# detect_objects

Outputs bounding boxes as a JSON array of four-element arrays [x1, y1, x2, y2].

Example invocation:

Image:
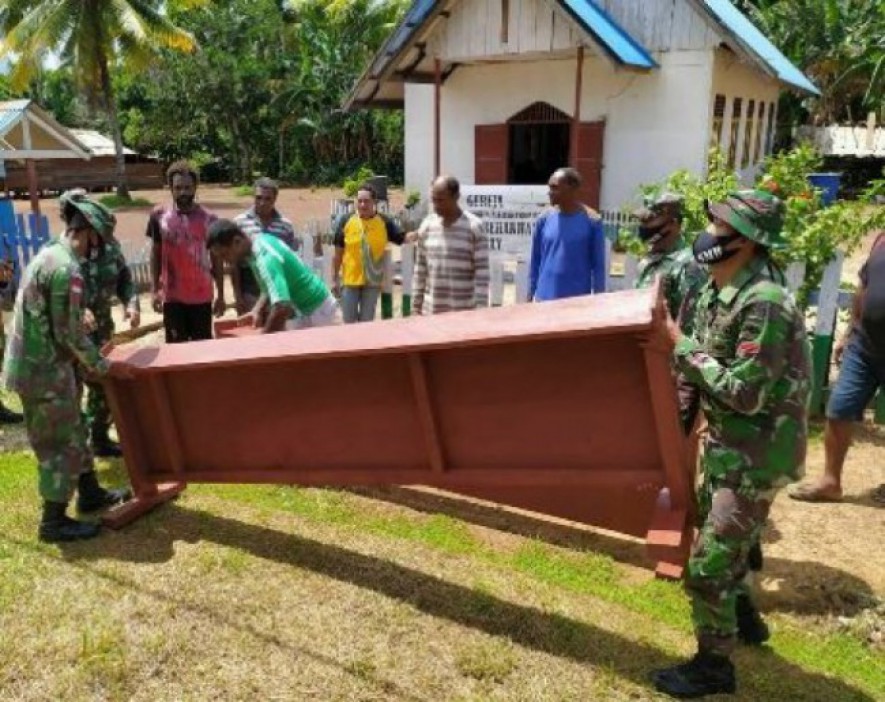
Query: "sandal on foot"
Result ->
[[788, 482, 843, 502]]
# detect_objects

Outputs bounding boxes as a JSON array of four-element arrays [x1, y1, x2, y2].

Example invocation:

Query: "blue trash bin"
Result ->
[[808, 172, 842, 206]]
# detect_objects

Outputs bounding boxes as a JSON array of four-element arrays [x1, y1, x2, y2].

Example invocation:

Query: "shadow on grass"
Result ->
[[57, 504, 876, 701], [347, 485, 654, 569], [759, 557, 880, 617]]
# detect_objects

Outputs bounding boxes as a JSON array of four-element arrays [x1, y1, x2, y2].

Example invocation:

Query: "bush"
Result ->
[[621, 145, 885, 301], [342, 165, 375, 197]]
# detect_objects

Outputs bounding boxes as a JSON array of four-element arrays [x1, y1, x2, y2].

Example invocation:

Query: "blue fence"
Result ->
[[0, 198, 51, 295]]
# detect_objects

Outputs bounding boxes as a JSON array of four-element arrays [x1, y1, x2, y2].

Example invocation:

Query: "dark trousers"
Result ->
[[163, 302, 212, 343]]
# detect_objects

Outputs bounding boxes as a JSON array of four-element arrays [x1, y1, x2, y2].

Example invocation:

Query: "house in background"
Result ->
[[346, 0, 818, 212], [0, 100, 164, 199]]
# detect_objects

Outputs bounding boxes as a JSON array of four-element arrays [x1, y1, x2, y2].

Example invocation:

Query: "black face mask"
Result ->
[[692, 230, 743, 265], [638, 221, 669, 246]]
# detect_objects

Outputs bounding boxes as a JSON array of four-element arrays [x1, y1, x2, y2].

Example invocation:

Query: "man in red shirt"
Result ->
[[147, 161, 226, 342]]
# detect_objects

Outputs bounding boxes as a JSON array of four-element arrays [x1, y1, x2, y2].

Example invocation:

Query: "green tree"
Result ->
[[737, 0, 885, 124], [0, 0, 200, 197]]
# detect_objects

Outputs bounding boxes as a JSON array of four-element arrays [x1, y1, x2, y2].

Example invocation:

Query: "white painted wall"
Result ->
[[710, 49, 781, 182], [404, 83, 436, 196], [405, 49, 715, 211]]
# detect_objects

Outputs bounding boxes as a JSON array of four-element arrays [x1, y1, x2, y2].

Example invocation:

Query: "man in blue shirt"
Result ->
[[528, 167, 607, 301]]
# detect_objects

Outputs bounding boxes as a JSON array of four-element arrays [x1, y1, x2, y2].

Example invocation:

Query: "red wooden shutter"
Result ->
[[575, 121, 604, 209], [474, 124, 508, 184]]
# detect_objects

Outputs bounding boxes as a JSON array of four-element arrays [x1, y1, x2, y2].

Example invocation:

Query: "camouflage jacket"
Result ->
[[636, 234, 707, 334], [675, 255, 811, 489], [84, 238, 139, 321], [2, 239, 109, 397]]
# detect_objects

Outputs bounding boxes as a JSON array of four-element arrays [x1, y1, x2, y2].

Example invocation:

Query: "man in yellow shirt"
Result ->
[[332, 183, 408, 323]]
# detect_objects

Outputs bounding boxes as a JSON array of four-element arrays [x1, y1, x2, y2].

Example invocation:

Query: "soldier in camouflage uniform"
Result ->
[[2, 198, 134, 543], [652, 190, 811, 698], [60, 190, 140, 457], [634, 192, 707, 335]]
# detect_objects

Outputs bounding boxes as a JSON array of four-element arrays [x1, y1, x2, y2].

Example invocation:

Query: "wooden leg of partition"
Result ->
[[646, 487, 691, 580], [102, 481, 186, 528], [100, 377, 187, 528]]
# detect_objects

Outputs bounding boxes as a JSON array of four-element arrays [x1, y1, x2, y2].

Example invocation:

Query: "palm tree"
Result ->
[[0, 0, 200, 198]]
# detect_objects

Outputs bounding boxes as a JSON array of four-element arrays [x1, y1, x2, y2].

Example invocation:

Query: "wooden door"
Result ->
[[474, 124, 508, 184], [574, 121, 604, 209]]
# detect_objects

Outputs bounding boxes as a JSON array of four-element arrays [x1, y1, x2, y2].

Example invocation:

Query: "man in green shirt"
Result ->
[[2, 199, 135, 542], [207, 219, 337, 333], [652, 190, 812, 698]]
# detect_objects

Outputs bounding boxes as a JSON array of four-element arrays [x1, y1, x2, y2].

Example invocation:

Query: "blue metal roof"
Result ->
[[701, 0, 819, 95], [558, 0, 657, 69], [368, 0, 437, 78], [0, 100, 31, 137], [367, 0, 656, 80]]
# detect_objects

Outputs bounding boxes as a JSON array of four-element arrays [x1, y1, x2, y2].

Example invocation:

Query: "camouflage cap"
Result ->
[[633, 191, 684, 221], [59, 189, 117, 241], [706, 189, 786, 249]]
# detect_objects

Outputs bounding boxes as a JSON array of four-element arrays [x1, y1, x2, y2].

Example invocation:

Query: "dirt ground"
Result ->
[[7, 189, 885, 604]]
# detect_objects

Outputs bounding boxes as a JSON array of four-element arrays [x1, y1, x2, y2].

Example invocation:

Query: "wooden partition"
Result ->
[[104, 283, 694, 577]]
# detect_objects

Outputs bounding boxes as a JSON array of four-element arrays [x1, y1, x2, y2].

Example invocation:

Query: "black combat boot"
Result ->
[[39, 501, 101, 542], [747, 541, 763, 572], [76, 471, 132, 513], [0, 402, 23, 424], [91, 427, 123, 458], [652, 651, 736, 698], [736, 593, 770, 645]]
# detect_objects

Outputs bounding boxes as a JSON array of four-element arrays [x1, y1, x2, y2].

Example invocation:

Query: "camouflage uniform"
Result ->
[[636, 236, 707, 335], [81, 238, 138, 440], [2, 239, 110, 503], [674, 192, 812, 658]]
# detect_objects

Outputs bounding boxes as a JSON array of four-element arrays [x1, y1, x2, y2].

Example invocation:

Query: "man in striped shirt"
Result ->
[[232, 177, 298, 314], [413, 176, 489, 316]]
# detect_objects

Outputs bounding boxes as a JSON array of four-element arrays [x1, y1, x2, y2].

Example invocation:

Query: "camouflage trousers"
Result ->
[[685, 470, 777, 657], [21, 389, 94, 503], [82, 318, 114, 438]]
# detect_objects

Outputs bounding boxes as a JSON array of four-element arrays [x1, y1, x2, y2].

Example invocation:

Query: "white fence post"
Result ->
[[810, 253, 844, 413], [401, 243, 415, 316]]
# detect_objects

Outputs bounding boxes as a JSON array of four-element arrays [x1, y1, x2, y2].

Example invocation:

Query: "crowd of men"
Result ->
[[0, 159, 882, 699]]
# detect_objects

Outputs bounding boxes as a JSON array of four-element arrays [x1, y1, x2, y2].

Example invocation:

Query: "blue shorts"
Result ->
[[826, 338, 885, 421]]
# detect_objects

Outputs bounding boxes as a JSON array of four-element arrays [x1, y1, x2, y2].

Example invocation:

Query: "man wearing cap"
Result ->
[[59, 190, 140, 458], [652, 190, 812, 698], [634, 192, 706, 333], [2, 196, 135, 542]]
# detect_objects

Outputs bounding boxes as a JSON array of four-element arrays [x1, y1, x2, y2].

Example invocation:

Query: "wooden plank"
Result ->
[[409, 353, 446, 473], [157, 468, 664, 488], [147, 375, 186, 476], [641, 284, 692, 513]]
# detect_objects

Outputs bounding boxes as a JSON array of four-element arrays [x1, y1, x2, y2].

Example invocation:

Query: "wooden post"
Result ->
[[434, 58, 441, 177], [25, 160, 40, 215], [21, 115, 40, 215], [570, 46, 584, 168]]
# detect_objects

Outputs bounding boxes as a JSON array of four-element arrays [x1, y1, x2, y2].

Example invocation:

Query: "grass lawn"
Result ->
[[0, 448, 882, 701]]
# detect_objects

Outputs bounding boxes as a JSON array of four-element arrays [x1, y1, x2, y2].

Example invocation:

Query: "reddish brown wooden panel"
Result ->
[[106, 285, 693, 576], [575, 121, 604, 209], [474, 124, 508, 184]]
